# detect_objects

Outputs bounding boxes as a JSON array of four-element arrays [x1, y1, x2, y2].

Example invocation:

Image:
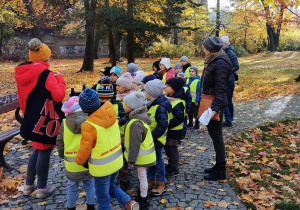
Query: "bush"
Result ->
[[279, 31, 300, 51], [275, 202, 300, 210], [231, 45, 249, 57]]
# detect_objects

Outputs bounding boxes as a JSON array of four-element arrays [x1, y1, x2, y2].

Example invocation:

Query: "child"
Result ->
[[186, 66, 201, 131], [180, 56, 192, 77], [110, 66, 123, 95], [127, 63, 139, 76], [56, 96, 95, 210], [141, 75, 157, 90], [92, 67, 112, 90], [144, 79, 172, 196], [177, 73, 192, 140], [123, 92, 156, 209], [75, 88, 139, 210], [132, 70, 146, 92], [164, 78, 186, 177], [116, 72, 136, 102], [174, 62, 183, 76], [160, 58, 175, 83], [152, 60, 160, 73]]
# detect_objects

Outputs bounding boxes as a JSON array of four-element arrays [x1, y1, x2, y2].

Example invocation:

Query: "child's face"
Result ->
[[165, 84, 175, 96], [153, 66, 158, 72], [144, 91, 154, 100], [189, 69, 197, 77], [175, 68, 182, 74], [141, 82, 146, 89], [99, 72, 105, 80], [124, 104, 132, 113], [181, 60, 188, 66], [131, 82, 139, 90], [116, 85, 128, 94], [100, 98, 111, 104], [110, 73, 118, 83], [159, 64, 166, 71]]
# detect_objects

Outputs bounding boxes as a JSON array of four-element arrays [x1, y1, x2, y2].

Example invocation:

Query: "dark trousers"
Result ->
[[188, 102, 199, 126], [164, 145, 179, 171], [224, 81, 235, 124], [207, 108, 226, 163], [26, 148, 52, 189], [182, 116, 188, 139]]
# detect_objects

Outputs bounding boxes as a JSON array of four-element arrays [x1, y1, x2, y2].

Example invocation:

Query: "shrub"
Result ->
[[279, 31, 300, 51], [231, 45, 249, 57]]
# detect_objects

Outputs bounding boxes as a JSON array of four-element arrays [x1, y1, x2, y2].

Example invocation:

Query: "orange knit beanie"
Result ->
[[28, 38, 51, 62]]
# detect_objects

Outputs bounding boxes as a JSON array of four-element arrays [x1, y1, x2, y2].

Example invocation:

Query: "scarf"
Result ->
[[204, 49, 226, 69], [117, 90, 136, 101]]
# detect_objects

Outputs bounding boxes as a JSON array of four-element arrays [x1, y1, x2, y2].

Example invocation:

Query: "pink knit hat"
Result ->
[[116, 72, 133, 89], [61, 96, 81, 113]]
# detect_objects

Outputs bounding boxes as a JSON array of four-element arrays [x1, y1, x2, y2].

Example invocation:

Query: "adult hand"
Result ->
[[128, 163, 134, 168], [211, 111, 217, 119]]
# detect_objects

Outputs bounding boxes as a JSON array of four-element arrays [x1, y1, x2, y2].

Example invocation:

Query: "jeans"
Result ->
[[182, 116, 188, 139], [94, 171, 131, 210], [164, 145, 179, 171], [147, 141, 167, 183], [26, 148, 52, 189], [188, 102, 199, 126], [67, 178, 95, 208], [207, 108, 226, 163], [224, 81, 235, 124]]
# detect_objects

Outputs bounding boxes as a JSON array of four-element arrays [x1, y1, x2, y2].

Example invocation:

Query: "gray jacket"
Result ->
[[125, 106, 156, 167], [56, 111, 93, 181]]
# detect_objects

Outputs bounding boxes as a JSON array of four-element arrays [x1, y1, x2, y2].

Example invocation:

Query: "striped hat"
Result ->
[[79, 88, 101, 113], [98, 76, 114, 98]]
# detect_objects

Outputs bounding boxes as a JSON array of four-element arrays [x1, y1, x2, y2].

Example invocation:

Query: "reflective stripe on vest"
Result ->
[[148, 105, 169, 145], [86, 120, 123, 177], [124, 119, 156, 165], [63, 120, 88, 173], [187, 78, 200, 103], [168, 99, 185, 131]]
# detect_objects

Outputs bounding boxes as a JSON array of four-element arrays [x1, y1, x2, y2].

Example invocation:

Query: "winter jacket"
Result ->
[[224, 46, 239, 83], [182, 63, 191, 74], [125, 106, 155, 167], [56, 111, 92, 181], [187, 75, 201, 103], [108, 96, 127, 126], [161, 67, 175, 82], [183, 85, 192, 113], [15, 61, 66, 150], [167, 88, 186, 140], [201, 55, 232, 112], [75, 102, 117, 165], [147, 95, 172, 142]]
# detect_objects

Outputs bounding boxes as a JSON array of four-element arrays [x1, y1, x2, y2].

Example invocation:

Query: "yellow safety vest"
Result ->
[[96, 83, 100, 91], [86, 120, 123, 177], [186, 78, 200, 103], [183, 87, 189, 116], [124, 119, 156, 165], [148, 105, 169, 145], [184, 67, 191, 78], [168, 99, 186, 131], [63, 120, 88, 173], [162, 71, 175, 83]]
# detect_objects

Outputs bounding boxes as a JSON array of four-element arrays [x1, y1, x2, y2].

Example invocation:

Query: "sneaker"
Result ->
[[166, 169, 179, 178], [150, 181, 166, 196], [125, 200, 140, 210], [187, 124, 193, 129], [36, 184, 57, 199], [192, 125, 199, 131], [223, 121, 232, 127], [23, 184, 36, 196]]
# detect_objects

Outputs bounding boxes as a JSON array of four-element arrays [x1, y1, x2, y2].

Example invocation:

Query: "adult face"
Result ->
[[203, 46, 211, 56]]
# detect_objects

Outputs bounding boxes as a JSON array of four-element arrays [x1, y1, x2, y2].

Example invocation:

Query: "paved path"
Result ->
[[1, 95, 299, 210]]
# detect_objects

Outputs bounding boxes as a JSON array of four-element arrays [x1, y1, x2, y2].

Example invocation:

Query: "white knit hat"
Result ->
[[160, 58, 171, 69]]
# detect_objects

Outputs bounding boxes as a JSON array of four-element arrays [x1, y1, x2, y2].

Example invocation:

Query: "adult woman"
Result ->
[[200, 36, 232, 180], [15, 38, 66, 198]]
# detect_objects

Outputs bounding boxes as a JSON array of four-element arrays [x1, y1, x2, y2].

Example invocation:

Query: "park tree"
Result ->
[[0, 7, 16, 57]]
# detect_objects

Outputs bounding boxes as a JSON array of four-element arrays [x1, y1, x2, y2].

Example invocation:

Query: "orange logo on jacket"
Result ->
[[101, 143, 121, 156]]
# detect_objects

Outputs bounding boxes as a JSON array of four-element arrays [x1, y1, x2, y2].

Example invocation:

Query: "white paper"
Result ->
[[199, 108, 212, 125]]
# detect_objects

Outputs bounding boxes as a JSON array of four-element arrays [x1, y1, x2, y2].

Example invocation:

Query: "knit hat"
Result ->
[[202, 36, 223, 53], [177, 73, 187, 80], [190, 66, 199, 74], [28, 38, 51, 62], [153, 72, 163, 80], [153, 60, 161, 71], [160, 58, 171, 69], [127, 63, 139, 76], [110, 66, 123, 78], [180, 56, 188, 62], [144, 79, 166, 98], [116, 72, 133, 89], [166, 77, 185, 92], [141, 74, 157, 84], [98, 76, 114, 98], [220, 36, 230, 45], [123, 92, 146, 110], [133, 70, 146, 84], [61, 96, 80, 114], [174, 62, 183, 70], [100, 67, 112, 76], [79, 88, 101, 113]]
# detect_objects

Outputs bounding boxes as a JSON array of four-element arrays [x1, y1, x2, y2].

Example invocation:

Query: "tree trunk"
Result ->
[[174, 27, 178, 45], [0, 28, 3, 57], [23, 0, 42, 40], [127, 0, 135, 63], [94, 31, 101, 59], [114, 32, 122, 62], [79, 0, 96, 72], [215, 0, 220, 37], [108, 31, 116, 66], [243, 28, 247, 50]]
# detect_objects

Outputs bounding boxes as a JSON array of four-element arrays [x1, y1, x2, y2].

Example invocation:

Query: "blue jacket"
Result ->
[[147, 95, 172, 142], [224, 46, 239, 83], [187, 75, 201, 103]]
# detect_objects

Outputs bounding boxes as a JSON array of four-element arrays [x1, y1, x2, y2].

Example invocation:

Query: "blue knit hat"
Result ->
[[79, 88, 101, 113], [110, 66, 123, 78], [153, 60, 160, 71], [141, 75, 157, 84]]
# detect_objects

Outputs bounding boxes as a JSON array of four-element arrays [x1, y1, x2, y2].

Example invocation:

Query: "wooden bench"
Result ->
[[0, 92, 22, 170]]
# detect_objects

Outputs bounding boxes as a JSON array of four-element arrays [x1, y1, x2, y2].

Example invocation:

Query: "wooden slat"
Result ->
[[0, 127, 20, 143], [0, 92, 20, 114]]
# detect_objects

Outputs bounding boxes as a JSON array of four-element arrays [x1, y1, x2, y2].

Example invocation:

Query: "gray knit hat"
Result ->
[[202, 36, 223, 52], [174, 62, 183, 70], [123, 92, 146, 110], [127, 63, 139, 76], [144, 79, 166, 98], [180, 56, 188, 62], [190, 66, 199, 75]]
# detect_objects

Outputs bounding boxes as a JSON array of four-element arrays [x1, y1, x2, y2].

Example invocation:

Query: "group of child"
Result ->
[[58, 56, 201, 210]]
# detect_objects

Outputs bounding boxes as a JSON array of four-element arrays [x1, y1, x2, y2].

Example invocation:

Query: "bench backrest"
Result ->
[[0, 92, 20, 115]]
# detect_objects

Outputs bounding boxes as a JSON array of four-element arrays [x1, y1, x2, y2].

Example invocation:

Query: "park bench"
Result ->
[[0, 92, 22, 170]]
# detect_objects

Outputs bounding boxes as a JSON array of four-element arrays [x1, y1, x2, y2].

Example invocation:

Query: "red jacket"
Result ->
[[15, 61, 66, 150]]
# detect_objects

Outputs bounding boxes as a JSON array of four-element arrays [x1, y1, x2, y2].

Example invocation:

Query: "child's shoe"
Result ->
[[135, 195, 150, 210], [150, 181, 166, 196], [125, 200, 140, 210], [187, 124, 193, 129], [223, 121, 232, 127], [36, 183, 56, 199], [192, 124, 199, 131], [166, 168, 179, 178], [23, 184, 36, 196]]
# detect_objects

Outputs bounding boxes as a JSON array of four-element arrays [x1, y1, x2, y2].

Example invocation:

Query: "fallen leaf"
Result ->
[[38, 201, 47, 206], [161, 198, 167, 204]]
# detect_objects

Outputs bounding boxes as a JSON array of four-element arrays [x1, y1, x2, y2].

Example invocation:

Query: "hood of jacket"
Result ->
[[86, 101, 117, 128], [162, 67, 175, 76], [129, 106, 152, 125], [65, 111, 88, 134], [150, 95, 172, 112], [225, 46, 235, 53], [183, 63, 191, 71], [188, 75, 201, 83], [168, 87, 186, 100], [211, 55, 233, 70]]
